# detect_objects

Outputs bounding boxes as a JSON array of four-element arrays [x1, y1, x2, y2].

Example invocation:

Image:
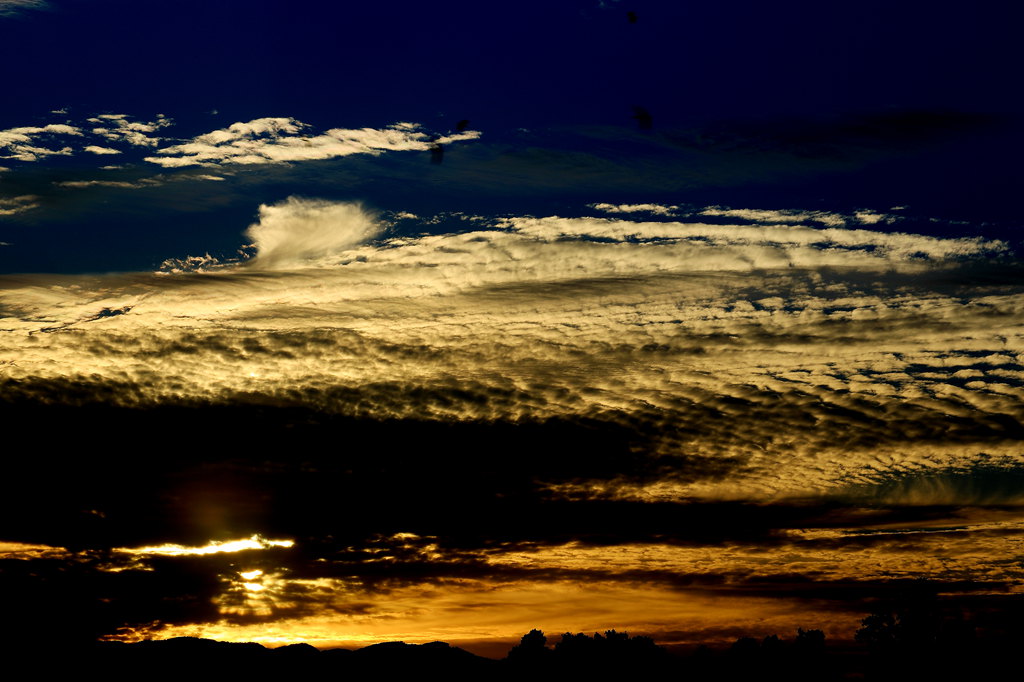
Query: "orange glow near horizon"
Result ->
[[118, 577, 858, 656], [99, 510, 1024, 654]]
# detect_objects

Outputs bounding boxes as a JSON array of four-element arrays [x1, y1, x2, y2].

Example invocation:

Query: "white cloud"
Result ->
[[144, 117, 482, 167], [699, 206, 895, 227], [0, 123, 82, 161], [590, 202, 679, 216], [83, 145, 122, 155], [243, 197, 384, 270], [157, 253, 223, 273], [89, 114, 172, 147], [502, 215, 1004, 266]]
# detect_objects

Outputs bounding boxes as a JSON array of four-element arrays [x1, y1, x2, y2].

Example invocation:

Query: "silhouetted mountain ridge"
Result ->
[[9, 608, 1024, 682]]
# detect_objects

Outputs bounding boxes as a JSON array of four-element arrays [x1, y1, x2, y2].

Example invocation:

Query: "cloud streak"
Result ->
[[0, 195, 40, 216], [144, 118, 482, 167]]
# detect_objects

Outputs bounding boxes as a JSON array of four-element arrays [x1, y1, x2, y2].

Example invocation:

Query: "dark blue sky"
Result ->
[[1, 0, 1022, 273], [4, 0, 1021, 125]]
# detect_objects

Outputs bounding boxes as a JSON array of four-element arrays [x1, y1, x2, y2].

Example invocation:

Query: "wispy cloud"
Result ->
[[0, 123, 81, 161], [590, 203, 679, 216], [0, 0, 48, 17], [0, 194, 41, 215], [54, 172, 226, 191], [83, 145, 122, 155], [144, 117, 481, 167], [699, 206, 892, 227], [88, 114, 172, 147]]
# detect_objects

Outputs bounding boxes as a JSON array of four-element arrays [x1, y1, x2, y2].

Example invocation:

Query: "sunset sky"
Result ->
[[2, 0, 1022, 658]]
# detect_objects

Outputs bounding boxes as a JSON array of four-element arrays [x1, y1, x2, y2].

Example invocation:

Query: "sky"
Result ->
[[1, 0, 1023, 658]]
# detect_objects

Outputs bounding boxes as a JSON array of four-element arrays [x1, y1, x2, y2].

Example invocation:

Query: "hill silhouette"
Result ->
[[5, 602, 1023, 682]]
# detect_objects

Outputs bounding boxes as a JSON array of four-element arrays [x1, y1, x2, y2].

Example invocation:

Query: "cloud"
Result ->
[[88, 114, 171, 147], [144, 117, 481, 167], [54, 172, 228, 190], [0, 195, 41, 215], [0, 204, 1019, 506], [1, 398, 1020, 649], [69, 504, 1024, 649], [0, 114, 172, 167], [500, 214, 1004, 267], [0, 123, 82, 161], [115, 534, 294, 557], [55, 180, 141, 189], [243, 198, 384, 270], [698, 207, 891, 227], [0, 540, 69, 560], [1, 204, 1021, 652], [590, 203, 679, 216], [83, 145, 122, 155], [0, 0, 47, 17]]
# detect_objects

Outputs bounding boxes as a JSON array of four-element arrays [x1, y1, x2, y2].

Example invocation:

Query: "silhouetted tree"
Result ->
[[728, 636, 760, 657], [856, 595, 983, 682], [856, 611, 899, 651], [761, 633, 784, 664], [506, 628, 552, 666], [794, 627, 826, 653]]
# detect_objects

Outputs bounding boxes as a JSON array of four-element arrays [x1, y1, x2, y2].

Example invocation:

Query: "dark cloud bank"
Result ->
[[3, 385, 1022, 654]]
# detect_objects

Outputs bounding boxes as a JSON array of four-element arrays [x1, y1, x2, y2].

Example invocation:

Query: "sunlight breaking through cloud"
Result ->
[[113, 534, 294, 556]]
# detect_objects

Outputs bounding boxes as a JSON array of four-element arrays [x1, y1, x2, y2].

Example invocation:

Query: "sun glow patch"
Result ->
[[114, 534, 294, 556]]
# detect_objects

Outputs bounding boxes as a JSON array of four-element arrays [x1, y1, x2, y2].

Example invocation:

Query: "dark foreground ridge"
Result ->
[[9, 618, 1023, 682]]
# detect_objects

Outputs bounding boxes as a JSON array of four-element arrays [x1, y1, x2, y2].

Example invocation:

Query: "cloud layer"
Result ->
[[1, 201, 1021, 651], [1, 200, 1019, 500]]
